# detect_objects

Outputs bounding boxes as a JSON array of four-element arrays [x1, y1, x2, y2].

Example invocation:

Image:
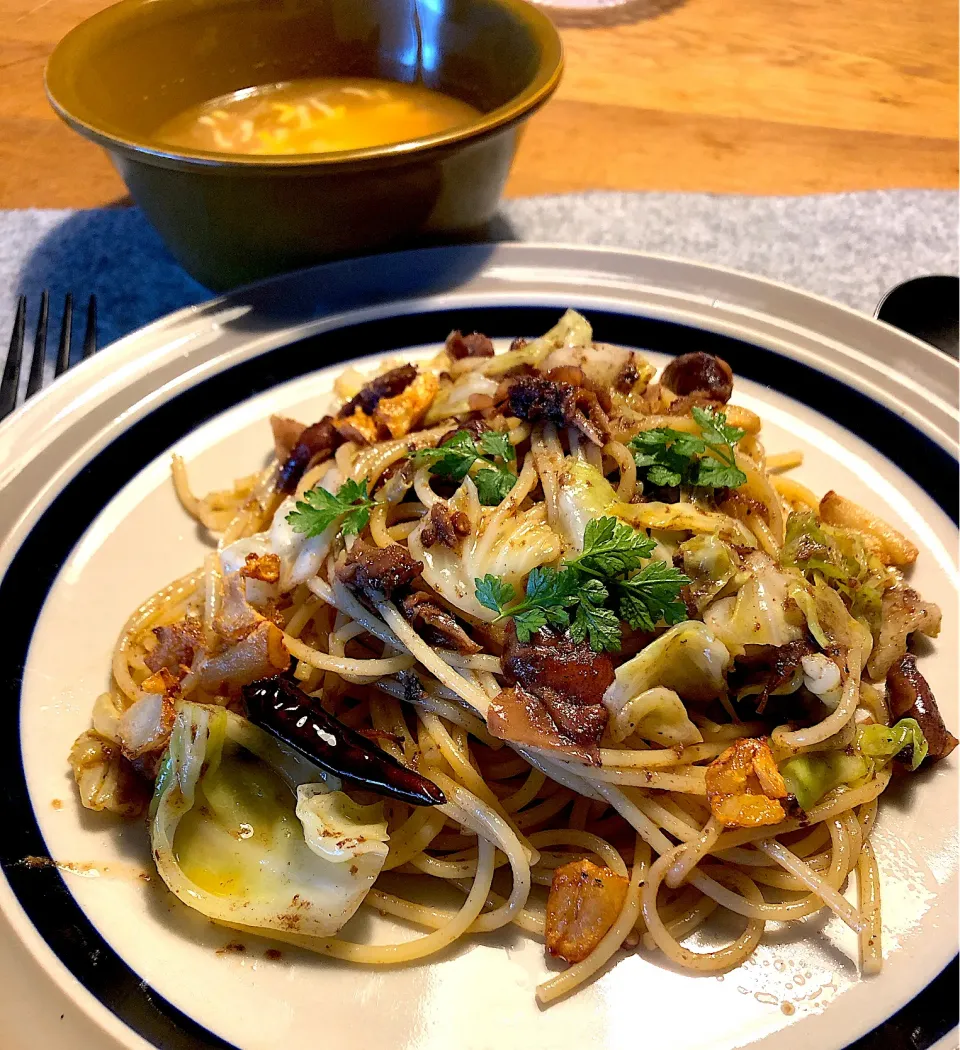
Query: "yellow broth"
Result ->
[[154, 77, 481, 156]]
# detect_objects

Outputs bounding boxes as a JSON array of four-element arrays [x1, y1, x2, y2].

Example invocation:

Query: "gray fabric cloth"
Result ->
[[0, 190, 956, 352]]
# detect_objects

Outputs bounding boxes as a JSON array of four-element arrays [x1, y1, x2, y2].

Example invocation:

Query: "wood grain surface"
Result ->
[[0, 0, 956, 207]]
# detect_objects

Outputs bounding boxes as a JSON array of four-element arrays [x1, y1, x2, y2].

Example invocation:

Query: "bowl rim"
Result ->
[[44, 0, 563, 172]]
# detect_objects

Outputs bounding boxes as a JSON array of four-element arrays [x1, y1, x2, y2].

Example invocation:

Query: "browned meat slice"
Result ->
[[503, 625, 615, 707], [420, 502, 471, 549], [340, 364, 417, 417], [506, 376, 610, 446], [730, 638, 817, 714], [145, 618, 203, 676], [270, 415, 305, 462], [886, 653, 958, 763], [278, 415, 343, 494], [446, 330, 495, 359], [487, 685, 602, 765], [336, 540, 422, 606], [495, 625, 614, 755], [401, 592, 481, 654], [660, 352, 734, 403]]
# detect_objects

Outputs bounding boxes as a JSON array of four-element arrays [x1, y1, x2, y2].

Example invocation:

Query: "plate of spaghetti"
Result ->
[[0, 245, 956, 1050]]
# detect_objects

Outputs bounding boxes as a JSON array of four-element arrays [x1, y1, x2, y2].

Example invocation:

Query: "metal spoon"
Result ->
[[876, 274, 959, 359]]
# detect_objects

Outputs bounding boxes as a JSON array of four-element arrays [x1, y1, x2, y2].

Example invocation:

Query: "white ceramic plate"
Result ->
[[0, 244, 957, 1050]]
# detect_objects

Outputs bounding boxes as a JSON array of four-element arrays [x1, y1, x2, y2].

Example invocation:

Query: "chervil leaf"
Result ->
[[567, 517, 656, 577], [691, 405, 745, 448], [646, 463, 684, 488], [694, 457, 747, 489], [478, 430, 516, 463], [512, 606, 553, 641], [524, 566, 581, 609], [629, 410, 746, 491], [475, 467, 517, 506], [474, 574, 515, 614], [570, 600, 622, 653], [615, 562, 691, 632], [410, 430, 479, 481], [287, 479, 376, 538]]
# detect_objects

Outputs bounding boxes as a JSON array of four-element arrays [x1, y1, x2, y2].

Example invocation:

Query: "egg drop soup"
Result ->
[[155, 77, 481, 156]]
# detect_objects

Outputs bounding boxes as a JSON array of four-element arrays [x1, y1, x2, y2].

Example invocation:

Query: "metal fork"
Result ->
[[0, 293, 98, 424]]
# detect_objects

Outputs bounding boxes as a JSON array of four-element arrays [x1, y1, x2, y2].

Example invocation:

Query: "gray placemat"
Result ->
[[0, 190, 956, 350]]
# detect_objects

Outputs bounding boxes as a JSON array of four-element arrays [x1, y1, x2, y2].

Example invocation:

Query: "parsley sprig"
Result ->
[[629, 406, 747, 490], [410, 429, 517, 506], [287, 479, 376, 538], [475, 516, 690, 651]]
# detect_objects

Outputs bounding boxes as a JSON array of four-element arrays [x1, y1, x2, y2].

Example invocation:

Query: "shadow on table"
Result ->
[[14, 207, 519, 357]]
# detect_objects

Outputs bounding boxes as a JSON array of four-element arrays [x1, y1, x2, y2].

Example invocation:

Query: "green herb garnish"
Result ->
[[286, 478, 376, 538], [474, 516, 690, 651], [410, 428, 516, 506], [629, 405, 747, 490]]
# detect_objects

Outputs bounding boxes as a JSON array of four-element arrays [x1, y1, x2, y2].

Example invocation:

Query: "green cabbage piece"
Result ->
[[858, 717, 929, 771], [781, 512, 887, 629], [779, 752, 867, 812]]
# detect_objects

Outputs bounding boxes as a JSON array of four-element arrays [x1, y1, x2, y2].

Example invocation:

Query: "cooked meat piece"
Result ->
[[335, 408, 380, 445], [730, 638, 817, 714], [615, 361, 641, 393], [340, 364, 418, 417], [446, 330, 495, 359], [886, 653, 958, 763], [145, 618, 203, 677], [706, 737, 788, 828], [503, 625, 615, 707], [660, 352, 734, 403], [545, 859, 629, 963], [336, 370, 438, 444], [496, 625, 614, 754], [270, 415, 305, 462], [506, 376, 610, 446], [819, 491, 918, 566], [867, 586, 942, 680], [420, 502, 471, 549], [277, 415, 343, 494], [401, 592, 481, 654], [194, 620, 289, 695], [336, 540, 422, 606], [371, 372, 439, 440], [240, 552, 281, 584], [487, 685, 602, 765], [536, 686, 610, 746]]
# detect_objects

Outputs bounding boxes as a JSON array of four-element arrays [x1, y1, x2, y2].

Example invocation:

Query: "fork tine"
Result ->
[[0, 295, 26, 422], [81, 295, 98, 360], [25, 290, 49, 399], [55, 293, 73, 377]]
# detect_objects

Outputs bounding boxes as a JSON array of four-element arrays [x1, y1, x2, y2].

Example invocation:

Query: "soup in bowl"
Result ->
[[46, 0, 562, 290]]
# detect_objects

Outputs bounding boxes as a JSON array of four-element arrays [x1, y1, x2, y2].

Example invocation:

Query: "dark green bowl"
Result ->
[[46, 0, 562, 290]]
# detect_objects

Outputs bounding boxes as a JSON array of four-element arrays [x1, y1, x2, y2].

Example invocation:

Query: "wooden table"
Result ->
[[0, 0, 956, 208]]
